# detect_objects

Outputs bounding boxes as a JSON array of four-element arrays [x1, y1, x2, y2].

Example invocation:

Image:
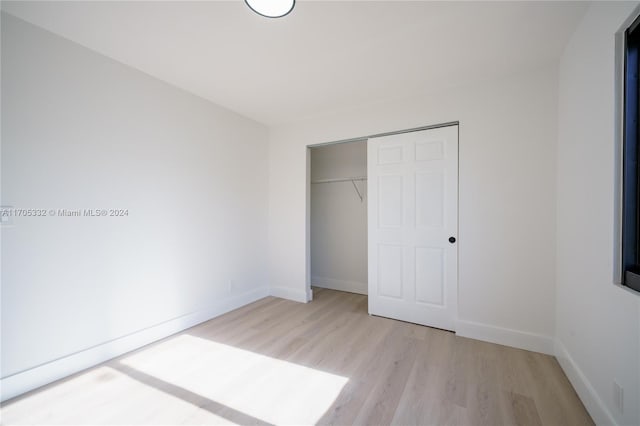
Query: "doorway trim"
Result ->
[[305, 121, 460, 302]]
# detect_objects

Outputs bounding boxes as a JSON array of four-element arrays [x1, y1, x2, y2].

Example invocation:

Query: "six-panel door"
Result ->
[[367, 125, 458, 331]]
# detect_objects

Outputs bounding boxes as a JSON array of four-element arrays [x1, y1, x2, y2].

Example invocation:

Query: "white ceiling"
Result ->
[[2, 1, 589, 125]]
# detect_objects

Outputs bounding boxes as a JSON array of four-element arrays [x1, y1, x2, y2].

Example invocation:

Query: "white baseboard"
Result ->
[[311, 276, 367, 295], [456, 319, 554, 355], [270, 286, 310, 303], [555, 339, 617, 426], [0, 287, 269, 403]]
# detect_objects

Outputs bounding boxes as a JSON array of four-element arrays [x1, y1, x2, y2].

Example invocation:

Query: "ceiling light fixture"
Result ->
[[245, 0, 295, 18]]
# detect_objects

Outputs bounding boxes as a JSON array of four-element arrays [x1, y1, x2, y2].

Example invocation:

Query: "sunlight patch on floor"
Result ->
[[119, 334, 349, 425], [0, 366, 205, 425]]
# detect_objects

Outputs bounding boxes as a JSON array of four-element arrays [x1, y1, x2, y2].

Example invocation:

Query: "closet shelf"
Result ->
[[311, 176, 367, 202], [310, 176, 367, 184]]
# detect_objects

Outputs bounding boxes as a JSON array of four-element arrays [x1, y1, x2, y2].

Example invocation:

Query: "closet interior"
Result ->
[[310, 140, 368, 295]]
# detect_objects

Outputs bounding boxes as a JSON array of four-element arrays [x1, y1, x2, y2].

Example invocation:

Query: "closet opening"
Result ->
[[308, 140, 368, 296], [305, 122, 458, 331]]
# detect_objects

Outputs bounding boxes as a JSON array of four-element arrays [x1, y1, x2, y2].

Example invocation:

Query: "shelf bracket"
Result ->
[[351, 179, 364, 203]]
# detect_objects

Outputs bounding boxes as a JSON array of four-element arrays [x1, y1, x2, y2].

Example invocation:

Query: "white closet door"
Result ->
[[367, 125, 458, 331]]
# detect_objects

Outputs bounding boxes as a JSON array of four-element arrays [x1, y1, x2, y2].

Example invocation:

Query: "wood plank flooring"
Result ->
[[1, 288, 593, 425]]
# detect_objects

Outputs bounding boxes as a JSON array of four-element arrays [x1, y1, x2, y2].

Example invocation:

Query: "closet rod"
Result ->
[[311, 176, 367, 184]]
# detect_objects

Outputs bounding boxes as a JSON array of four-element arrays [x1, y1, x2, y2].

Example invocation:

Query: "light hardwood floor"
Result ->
[[1, 288, 593, 425]]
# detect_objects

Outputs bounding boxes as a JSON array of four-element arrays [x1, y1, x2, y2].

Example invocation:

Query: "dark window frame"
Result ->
[[622, 15, 640, 292]]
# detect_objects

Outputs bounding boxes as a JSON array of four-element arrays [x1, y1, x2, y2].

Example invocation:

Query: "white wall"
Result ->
[[310, 141, 367, 295], [555, 3, 640, 425], [0, 13, 269, 400], [268, 64, 559, 353]]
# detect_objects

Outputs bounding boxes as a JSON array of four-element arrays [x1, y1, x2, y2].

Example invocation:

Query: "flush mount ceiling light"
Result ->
[[245, 0, 295, 18]]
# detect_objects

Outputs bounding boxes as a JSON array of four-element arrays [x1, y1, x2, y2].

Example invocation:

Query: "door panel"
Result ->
[[415, 247, 444, 305], [416, 171, 444, 228], [378, 175, 404, 228], [378, 244, 404, 299], [368, 125, 458, 331]]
